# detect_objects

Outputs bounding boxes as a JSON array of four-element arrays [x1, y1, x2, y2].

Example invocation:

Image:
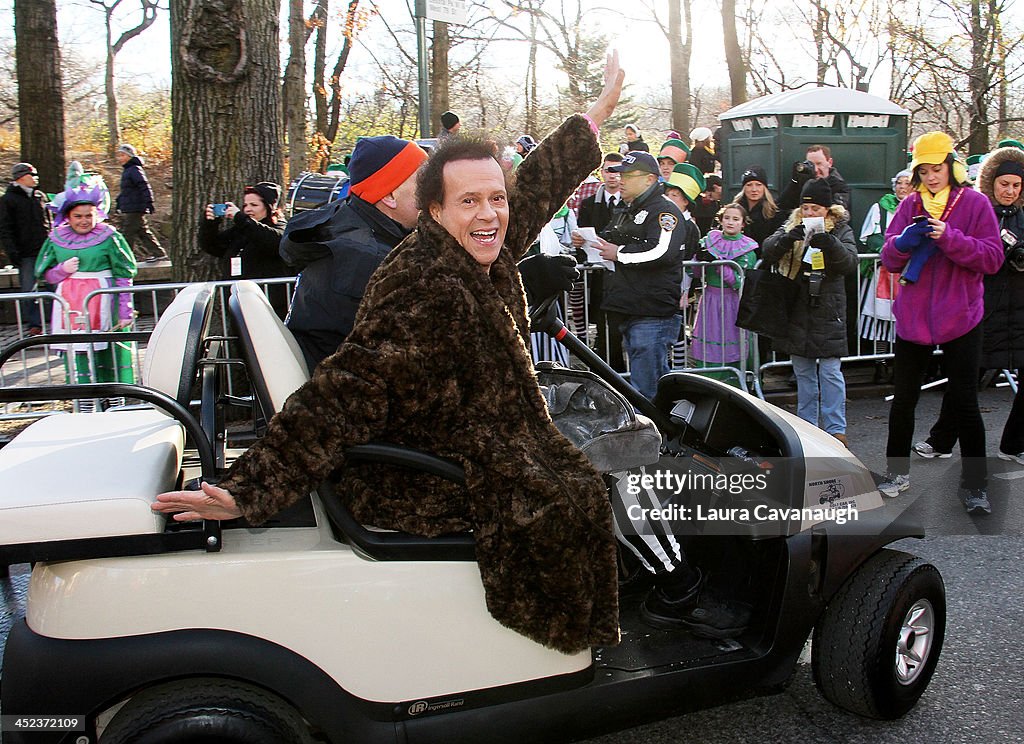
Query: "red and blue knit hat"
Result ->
[[348, 136, 428, 205]]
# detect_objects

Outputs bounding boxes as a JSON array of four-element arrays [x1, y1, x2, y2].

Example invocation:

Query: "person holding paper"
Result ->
[[573, 153, 627, 369], [761, 178, 858, 445], [590, 151, 688, 399]]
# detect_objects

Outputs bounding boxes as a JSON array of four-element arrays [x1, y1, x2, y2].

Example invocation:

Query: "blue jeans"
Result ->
[[791, 355, 846, 434], [620, 315, 681, 400], [18, 255, 41, 328]]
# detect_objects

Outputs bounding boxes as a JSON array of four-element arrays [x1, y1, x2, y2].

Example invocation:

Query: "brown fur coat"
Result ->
[[220, 115, 620, 654]]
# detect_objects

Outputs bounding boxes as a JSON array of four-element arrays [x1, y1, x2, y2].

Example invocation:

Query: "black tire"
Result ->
[[812, 548, 945, 719], [100, 678, 314, 744]]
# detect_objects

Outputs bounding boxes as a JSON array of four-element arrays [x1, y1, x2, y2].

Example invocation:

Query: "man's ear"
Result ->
[[379, 192, 398, 210], [429, 202, 442, 222]]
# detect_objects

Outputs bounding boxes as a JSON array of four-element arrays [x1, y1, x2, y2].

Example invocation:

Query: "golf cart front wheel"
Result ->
[[101, 678, 314, 744], [812, 548, 946, 719]]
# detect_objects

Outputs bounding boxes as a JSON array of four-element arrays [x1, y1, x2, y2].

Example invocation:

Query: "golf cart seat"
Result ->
[[0, 283, 217, 548]]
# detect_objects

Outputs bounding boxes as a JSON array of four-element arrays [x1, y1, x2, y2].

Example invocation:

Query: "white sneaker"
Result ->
[[998, 451, 1024, 466], [912, 441, 952, 459], [878, 472, 910, 498]]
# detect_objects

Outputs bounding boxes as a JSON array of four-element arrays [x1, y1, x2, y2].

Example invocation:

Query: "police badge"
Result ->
[[634, 210, 648, 224], [659, 212, 678, 231]]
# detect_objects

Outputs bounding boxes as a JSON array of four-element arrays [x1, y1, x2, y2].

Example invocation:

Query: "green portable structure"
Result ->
[[719, 87, 910, 245]]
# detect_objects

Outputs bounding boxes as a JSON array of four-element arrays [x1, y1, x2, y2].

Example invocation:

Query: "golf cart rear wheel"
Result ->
[[100, 678, 314, 744], [812, 548, 945, 719]]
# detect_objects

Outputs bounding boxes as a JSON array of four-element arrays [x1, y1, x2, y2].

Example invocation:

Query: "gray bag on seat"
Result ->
[[536, 365, 662, 473]]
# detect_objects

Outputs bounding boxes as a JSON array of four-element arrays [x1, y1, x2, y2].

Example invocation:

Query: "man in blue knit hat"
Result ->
[[281, 136, 428, 369]]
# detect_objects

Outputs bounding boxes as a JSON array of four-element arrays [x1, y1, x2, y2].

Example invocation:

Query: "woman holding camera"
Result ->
[[199, 182, 293, 318], [761, 178, 857, 444], [878, 132, 1004, 514], [915, 145, 1024, 474]]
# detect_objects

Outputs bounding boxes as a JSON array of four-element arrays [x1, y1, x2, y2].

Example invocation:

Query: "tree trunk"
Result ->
[[525, 11, 538, 135], [813, 1, 827, 84], [106, 40, 120, 156], [170, 0, 283, 281], [430, 21, 450, 136], [14, 0, 65, 192], [324, 0, 360, 144], [721, 0, 746, 105], [967, 0, 990, 154], [283, 0, 306, 180], [313, 0, 329, 135], [668, 0, 692, 136]]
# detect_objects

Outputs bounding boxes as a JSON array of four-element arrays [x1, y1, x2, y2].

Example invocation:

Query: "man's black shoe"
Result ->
[[640, 573, 751, 639]]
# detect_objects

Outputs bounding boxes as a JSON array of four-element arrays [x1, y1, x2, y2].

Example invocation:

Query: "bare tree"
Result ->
[[14, 0, 65, 191], [889, 0, 1024, 150], [722, 0, 747, 104], [430, 20, 451, 135], [283, 0, 307, 179], [87, 0, 161, 156], [638, 0, 693, 136], [170, 0, 283, 280]]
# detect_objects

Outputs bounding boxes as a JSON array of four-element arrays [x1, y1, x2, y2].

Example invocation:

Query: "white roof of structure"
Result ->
[[720, 87, 910, 120]]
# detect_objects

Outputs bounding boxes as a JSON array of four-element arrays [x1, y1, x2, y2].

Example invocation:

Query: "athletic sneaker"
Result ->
[[959, 487, 991, 515], [997, 451, 1024, 466], [640, 572, 751, 640], [912, 441, 952, 459], [878, 472, 910, 498]]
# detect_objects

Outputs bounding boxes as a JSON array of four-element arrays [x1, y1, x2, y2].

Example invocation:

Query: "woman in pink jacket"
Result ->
[[878, 132, 1003, 514]]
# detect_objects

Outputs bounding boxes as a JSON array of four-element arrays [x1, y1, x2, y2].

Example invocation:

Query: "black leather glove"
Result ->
[[808, 232, 832, 250], [780, 223, 805, 247], [696, 248, 715, 263], [517, 254, 580, 307]]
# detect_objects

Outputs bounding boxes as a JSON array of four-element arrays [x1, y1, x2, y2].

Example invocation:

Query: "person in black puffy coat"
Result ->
[[762, 178, 858, 444], [199, 182, 292, 318]]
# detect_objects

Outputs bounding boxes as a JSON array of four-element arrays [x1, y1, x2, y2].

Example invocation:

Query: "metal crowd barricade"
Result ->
[[0, 292, 74, 416], [1, 278, 296, 423], [563, 253, 925, 400], [558, 261, 755, 394], [677, 258, 752, 393], [752, 252, 909, 397]]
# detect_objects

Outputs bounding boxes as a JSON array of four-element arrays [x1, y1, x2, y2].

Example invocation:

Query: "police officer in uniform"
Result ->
[[594, 151, 688, 400]]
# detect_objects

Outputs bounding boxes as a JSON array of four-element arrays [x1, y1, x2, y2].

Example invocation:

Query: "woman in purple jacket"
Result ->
[[878, 132, 1004, 514]]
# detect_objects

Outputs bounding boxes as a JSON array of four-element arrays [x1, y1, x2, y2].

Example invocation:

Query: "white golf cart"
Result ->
[[0, 281, 944, 743]]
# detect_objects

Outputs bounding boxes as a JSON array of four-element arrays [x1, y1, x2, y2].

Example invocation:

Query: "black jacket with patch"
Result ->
[[599, 184, 686, 318]]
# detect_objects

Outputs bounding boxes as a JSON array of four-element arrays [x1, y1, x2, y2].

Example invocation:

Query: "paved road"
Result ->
[[589, 385, 1024, 743], [2, 387, 1022, 743]]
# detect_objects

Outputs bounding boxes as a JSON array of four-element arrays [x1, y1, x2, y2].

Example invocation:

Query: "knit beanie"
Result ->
[[800, 177, 832, 208], [741, 165, 768, 186], [666, 162, 706, 201], [117, 143, 138, 158], [690, 126, 712, 142], [440, 111, 460, 130], [658, 138, 690, 164], [246, 182, 281, 209], [516, 135, 537, 153], [994, 159, 1024, 180], [348, 136, 428, 205]]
